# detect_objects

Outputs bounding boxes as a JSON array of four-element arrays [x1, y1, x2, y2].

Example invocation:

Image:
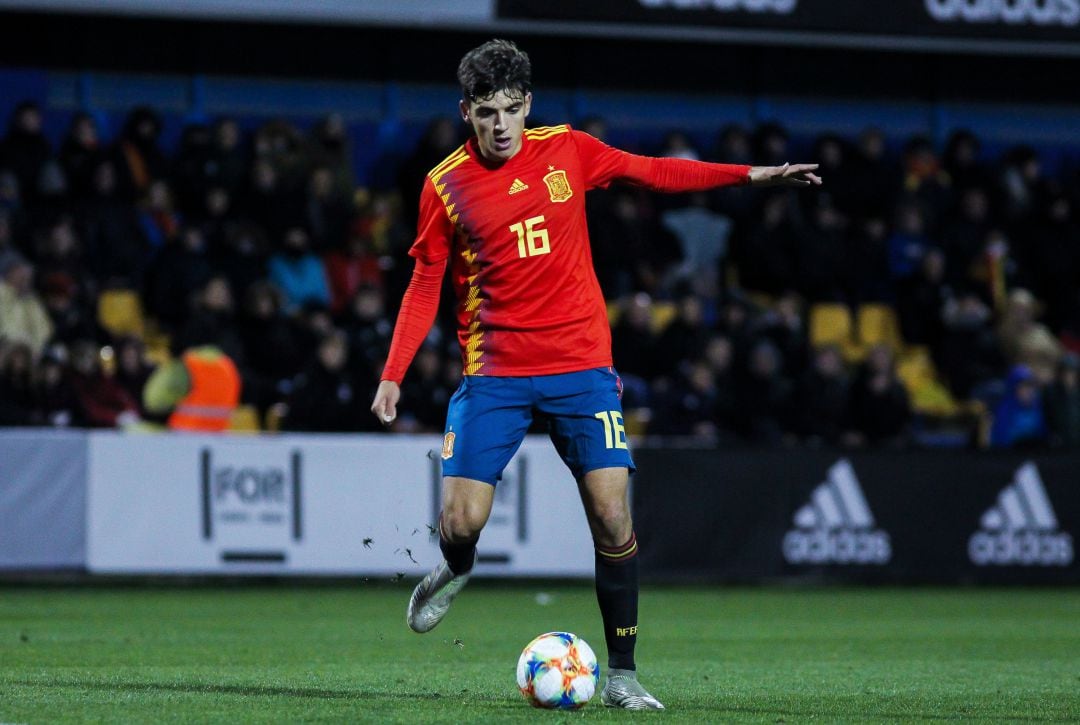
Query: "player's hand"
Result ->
[[749, 163, 822, 188], [371, 380, 401, 427]]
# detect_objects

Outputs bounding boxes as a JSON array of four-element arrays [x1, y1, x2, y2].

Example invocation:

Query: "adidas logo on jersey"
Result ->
[[508, 178, 529, 195], [782, 459, 891, 565], [968, 462, 1073, 567]]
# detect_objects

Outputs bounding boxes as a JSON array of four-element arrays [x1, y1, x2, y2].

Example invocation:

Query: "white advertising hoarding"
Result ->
[[0, 430, 86, 569], [86, 432, 595, 577]]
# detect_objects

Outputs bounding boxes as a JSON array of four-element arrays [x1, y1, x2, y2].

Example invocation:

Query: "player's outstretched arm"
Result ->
[[371, 380, 401, 427], [373, 256, 447, 429], [748, 163, 822, 188]]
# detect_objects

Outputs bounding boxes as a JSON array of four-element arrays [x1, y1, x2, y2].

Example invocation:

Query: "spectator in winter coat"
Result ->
[[1044, 353, 1080, 449], [0, 342, 35, 425], [59, 112, 106, 201], [283, 331, 362, 432], [112, 106, 168, 202], [0, 102, 51, 204], [798, 345, 850, 446], [737, 339, 796, 444], [990, 364, 1047, 449], [268, 226, 330, 312], [66, 340, 141, 428], [843, 344, 911, 447], [0, 256, 52, 358], [996, 288, 1062, 386]]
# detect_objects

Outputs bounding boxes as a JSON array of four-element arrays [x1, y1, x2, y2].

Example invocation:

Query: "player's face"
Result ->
[[460, 90, 532, 164]]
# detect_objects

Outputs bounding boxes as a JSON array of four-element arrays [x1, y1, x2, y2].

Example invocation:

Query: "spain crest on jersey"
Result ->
[[543, 169, 573, 203]]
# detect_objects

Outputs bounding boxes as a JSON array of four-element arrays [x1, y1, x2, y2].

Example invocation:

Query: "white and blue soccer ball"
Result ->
[[516, 631, 600, 709]]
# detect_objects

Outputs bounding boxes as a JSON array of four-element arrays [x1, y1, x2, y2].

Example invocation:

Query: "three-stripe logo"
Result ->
[[782, 459, 891, 565], [968, 462, 1073, 566]]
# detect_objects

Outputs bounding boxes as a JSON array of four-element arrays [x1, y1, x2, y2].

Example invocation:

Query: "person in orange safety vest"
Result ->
[[142, 345, 241, 432]]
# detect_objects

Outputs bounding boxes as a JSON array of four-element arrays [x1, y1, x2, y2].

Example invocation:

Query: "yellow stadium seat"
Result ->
[[229, 405, 261, 433], [623, 408, 651, 437], [744, 291, 777, 311], [857, 303, 903, 350], [908, 378, 962, 416], [809, 303, 853, 348], [98, 289, 145, 339], [896, 345, 934, 388], [724, 263, 741, 290], [264, 403, 287, 434], [607, 301, 621, 326], [143, 333, 172, 367], [650, 301, 678, 333], [140, 319, 172, 366], [896, 346, 962, 416]]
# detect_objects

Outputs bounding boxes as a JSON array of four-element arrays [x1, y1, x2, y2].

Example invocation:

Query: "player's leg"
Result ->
[[579, 467, 662, 709], [437, 476, 494, 574], [538, 367, 663, 709], [407, 476, 494, 633], [407, 375, 533, 633], [578, 466, 635, 663]]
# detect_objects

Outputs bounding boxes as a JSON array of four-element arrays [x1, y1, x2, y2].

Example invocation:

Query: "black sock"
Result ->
[[595, 531, 639, 672], [439, 516, 477, 576]]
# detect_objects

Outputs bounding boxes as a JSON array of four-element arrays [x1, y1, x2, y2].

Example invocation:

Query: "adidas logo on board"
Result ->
[[508, 178, 529, 195], [968, 462, 1073, 567], [782, 459, 891, 565]]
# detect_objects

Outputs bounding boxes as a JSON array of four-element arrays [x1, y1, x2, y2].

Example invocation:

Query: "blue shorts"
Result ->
[[440, 367, 635, 485]]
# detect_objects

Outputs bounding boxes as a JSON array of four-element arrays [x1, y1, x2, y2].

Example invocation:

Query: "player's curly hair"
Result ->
[[457, 39, 532, 103]]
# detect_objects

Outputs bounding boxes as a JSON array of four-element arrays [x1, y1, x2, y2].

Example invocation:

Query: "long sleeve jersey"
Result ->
[[381, 125, 750, 384]]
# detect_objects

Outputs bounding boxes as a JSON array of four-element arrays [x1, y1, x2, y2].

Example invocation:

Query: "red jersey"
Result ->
[[383, 125, 749, 382]]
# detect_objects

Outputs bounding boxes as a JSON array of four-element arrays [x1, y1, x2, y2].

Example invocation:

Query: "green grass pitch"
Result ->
[[1, 583, 1077, 723]]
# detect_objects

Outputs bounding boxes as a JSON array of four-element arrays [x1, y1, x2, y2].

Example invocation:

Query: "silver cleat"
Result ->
[[406, 559, 471, 633], [600, 669, 665, 710]]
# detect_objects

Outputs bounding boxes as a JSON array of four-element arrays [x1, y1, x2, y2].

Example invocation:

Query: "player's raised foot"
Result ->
[[600, 669, 665, 710], [406, 559, 471, 633]]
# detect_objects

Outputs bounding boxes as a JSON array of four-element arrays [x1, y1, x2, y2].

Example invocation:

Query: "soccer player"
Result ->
[[371, 39, 820, 710]]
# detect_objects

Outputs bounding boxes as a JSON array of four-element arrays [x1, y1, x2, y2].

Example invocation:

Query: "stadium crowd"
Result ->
[[0, 100, 1078, 448]]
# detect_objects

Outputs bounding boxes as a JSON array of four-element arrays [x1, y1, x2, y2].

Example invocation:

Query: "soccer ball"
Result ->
[[516, 631, 600, 709]]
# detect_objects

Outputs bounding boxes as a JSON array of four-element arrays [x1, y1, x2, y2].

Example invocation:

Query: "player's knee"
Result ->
[[440, 506, 484, 542], [588, 500, 632, 546]]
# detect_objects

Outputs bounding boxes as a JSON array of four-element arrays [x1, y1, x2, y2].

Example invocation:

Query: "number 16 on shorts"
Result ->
[[594, 410, 627, 449]]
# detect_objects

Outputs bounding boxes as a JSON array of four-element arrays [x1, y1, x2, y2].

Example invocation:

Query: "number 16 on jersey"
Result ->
[[511, 215, 549, 258]]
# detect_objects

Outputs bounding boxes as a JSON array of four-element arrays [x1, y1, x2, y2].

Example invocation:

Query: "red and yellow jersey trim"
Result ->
[[427, 144, 467, 182], [459, 231, 485, 375], [427, 145, 471, 226], [426, 145, 487, 375], [524, 124, 570, 141]]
